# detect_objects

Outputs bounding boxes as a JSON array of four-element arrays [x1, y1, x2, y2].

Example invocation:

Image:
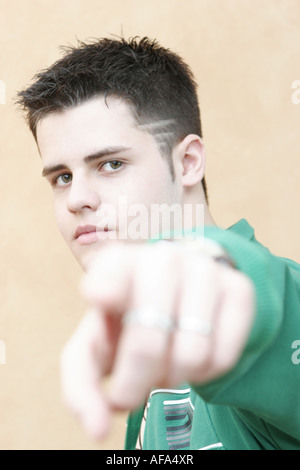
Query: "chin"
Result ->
[[73, 243, 107, 272], [76, 251, 96, 272]]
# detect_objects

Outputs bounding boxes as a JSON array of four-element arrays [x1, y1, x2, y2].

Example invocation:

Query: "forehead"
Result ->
[[36, 96, 154, 163]]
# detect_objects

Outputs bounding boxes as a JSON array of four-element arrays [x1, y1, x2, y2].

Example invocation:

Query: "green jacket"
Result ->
[[124, 219, 300, 450]]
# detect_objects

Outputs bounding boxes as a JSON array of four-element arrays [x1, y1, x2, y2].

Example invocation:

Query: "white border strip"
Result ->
[[163, 397, 195, 411], [163, 397, 191, 405], [198, 442, 223, 450], [150, 388, 190, 397]]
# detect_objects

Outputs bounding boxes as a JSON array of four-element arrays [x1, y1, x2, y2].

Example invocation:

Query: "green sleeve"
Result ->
[[192, 225, 300, 444], [202, 225, 283, 365]]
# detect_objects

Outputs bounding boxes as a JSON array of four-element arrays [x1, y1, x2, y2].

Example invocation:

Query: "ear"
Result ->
[[177, 134, 206, 187]]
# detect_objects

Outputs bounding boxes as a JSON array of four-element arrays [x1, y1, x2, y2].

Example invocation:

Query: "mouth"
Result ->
[[75, 225, 112, 245]]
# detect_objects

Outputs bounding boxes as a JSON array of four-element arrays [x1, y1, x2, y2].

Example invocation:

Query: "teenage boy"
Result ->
[[17, 37, 300, 450]]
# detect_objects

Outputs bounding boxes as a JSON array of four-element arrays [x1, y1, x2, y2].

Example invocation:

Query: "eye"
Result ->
[[101, 160, 123, 172], [54, 173, 72, 186]]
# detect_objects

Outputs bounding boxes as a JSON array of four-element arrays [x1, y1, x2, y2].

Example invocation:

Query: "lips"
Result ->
[[75, 225, 112, 245], [75, 225, 97, 239]]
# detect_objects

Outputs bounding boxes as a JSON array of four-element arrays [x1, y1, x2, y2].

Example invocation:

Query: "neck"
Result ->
[[182, 185, 217, 228], [204, 204, 217, 227]]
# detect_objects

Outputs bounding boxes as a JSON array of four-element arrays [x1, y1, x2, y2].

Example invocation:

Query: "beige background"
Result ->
[[0, 0, 299, 450]]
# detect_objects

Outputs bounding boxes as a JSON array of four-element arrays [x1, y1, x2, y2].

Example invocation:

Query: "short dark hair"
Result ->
[[17, 36, 208, 200]]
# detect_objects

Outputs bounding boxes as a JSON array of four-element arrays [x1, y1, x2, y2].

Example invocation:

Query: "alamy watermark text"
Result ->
[[291, 340, 300, 364], [0, 340, 6, 365], [0, 80, 6, 104], [291, 80, 300, 104]]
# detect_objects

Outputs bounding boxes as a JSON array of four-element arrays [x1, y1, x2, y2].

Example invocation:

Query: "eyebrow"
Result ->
[[42, 146, 131, 178]]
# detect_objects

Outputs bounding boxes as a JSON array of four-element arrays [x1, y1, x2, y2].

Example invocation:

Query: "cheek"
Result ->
[[140, 179, 180, 205], [53, 200, 69, 239]]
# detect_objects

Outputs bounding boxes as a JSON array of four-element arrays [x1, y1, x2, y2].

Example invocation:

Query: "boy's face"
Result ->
[[36, 97, 183, 270]]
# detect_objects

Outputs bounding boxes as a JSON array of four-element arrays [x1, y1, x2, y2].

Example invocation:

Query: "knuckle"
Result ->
[[236, 275, 255, 311], [152, 242, 182, 273], [237, 272, 254, 294], [185, 253, 220, 283], [226, 270, 255, 301], [200, 257, 219, 280]]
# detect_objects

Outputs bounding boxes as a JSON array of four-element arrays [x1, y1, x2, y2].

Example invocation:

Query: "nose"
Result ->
[[67, 174, 101, 213]]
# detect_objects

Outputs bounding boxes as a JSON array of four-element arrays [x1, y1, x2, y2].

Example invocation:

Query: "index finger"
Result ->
[[60, 308, 112, 440]]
